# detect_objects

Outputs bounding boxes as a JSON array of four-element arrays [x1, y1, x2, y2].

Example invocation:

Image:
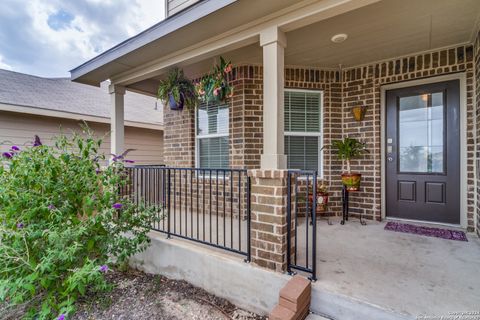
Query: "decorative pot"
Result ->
[[168, 92, 184, 110], [351, 105, 368, 121], [308, 192, 329, 212], [341, 173, 361, 191], [318, 192, 329, 205], [317, 192, 329, 211]]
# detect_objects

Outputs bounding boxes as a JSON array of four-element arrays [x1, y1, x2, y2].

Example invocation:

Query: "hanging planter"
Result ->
[[157, 68, 197, 111], [351, 105, 368, 121], [196, 57, 233, 104], [168, 92, 184, 110]]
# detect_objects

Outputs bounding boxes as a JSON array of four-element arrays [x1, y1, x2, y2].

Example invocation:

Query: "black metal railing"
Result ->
[[287, 170, 317, 281], [123, 166, 251, 261]]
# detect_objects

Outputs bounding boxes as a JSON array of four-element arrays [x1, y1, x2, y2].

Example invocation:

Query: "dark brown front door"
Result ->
[[386, 80, 460, 224]]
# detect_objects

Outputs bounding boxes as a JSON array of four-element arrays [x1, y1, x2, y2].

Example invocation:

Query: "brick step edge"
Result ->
[[280, 275, 311, 305]]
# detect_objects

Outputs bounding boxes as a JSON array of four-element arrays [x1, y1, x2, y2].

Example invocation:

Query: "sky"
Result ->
[[0, 0, 165, 78]]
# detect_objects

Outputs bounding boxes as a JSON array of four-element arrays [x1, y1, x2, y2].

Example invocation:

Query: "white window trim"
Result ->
[[284, 88, 324, 178], [195, 103, 230, 169]]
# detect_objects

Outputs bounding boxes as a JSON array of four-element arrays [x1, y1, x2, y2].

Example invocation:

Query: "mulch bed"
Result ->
[[73, 269, 267, 320]]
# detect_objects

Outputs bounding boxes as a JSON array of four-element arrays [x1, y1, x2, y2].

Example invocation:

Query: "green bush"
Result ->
[[0, 128, 159, 319]]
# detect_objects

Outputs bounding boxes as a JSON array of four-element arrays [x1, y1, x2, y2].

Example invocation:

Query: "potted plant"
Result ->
[[196, 56, 233, 103], [157, 67, 197, 110], [325, 137, 369, 191], [308, 182, 329, 212]]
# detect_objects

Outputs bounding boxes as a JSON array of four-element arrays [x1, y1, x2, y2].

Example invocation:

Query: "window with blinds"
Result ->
[[284, 90, 323, 173], [196, 102, 229, 168]]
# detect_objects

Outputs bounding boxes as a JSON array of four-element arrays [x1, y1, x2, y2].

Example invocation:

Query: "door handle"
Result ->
[[387, 156, 393, 162]]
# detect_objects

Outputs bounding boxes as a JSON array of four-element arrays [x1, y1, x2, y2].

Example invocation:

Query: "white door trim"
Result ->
[[380, 73, 468, 229]]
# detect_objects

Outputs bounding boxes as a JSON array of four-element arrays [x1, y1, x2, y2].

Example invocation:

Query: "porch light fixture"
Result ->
[[351, 105, 368, 121], [331, 33, 348, 43]]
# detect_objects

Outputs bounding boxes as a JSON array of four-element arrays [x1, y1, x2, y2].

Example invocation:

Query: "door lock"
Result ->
[[387, 156, 393, 162]]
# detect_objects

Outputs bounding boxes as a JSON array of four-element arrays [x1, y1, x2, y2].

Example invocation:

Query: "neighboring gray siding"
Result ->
[[0, 111, 164, 165], [166, 0, 200, 17]]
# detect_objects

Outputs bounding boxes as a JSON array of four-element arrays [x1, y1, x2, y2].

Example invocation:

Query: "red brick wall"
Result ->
[[284, 69, 343, 214], [162, 43, 477, 230], [229, 66, 264, 169], [474, 30, 480, 236], [163, 107, 195, 168], [342, 44, 476, 229]]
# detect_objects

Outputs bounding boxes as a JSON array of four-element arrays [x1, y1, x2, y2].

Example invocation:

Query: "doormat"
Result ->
[[384, 221, 468, 242]]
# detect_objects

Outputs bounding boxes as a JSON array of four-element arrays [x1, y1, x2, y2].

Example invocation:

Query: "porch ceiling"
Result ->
[[184, 0, 480, 76], [99, 0, 480, 97], [285, 0, 480, 68], [134, 0, 479, 96]]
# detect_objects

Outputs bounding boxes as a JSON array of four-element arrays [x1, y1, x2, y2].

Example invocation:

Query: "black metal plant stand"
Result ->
[[341, 185, 366, 225], [309, 210, 333, 226]]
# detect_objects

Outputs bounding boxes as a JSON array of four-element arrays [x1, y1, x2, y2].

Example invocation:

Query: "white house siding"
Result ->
[[0, 111, 164, 165], [166, 0, 199, 17]]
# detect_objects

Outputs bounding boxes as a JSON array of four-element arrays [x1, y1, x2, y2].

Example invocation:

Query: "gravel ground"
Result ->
[[73, 269, 266, 320]]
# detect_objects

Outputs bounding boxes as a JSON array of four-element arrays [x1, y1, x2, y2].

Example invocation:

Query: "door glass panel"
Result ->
[[398, 92, 444, 173]]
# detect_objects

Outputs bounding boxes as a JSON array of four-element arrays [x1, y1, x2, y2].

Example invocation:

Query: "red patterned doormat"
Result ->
[[384, 221, 468, 241]]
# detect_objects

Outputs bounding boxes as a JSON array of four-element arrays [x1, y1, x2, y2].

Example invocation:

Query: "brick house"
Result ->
[[71, 0, 480, 318]]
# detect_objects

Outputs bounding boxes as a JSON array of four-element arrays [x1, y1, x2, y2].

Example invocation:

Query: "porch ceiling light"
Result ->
[[331, 33, 348, 43]]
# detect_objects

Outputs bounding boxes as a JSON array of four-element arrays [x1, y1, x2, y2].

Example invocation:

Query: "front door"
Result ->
[[386, 80, 460, 224]]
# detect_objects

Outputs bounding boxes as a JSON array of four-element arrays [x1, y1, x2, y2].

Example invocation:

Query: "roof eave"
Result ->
[[0, 102, 164, 131], [70, 0, 237, 85]]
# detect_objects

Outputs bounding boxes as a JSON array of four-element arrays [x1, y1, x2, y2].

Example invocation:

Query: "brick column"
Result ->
[[162, 105, 195, 167], [249, 169, 289, 272]]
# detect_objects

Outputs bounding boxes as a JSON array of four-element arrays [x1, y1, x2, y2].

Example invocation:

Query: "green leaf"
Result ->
[[87, 239, 95, 251], [78, 282, 85, 296], [0, 127, 159, 318], [23, 283, 36, 295]]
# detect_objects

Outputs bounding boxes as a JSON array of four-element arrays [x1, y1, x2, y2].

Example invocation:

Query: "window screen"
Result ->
[[196, 102, 229, 168], [284, 90, 323, 173]]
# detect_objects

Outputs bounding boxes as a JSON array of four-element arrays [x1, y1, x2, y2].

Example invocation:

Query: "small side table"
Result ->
[[308, 194, 333, 225], [341, 185, 366, 225]]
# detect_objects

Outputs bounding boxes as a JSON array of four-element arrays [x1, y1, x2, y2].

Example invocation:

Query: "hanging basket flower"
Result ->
[[197, 57, 233, 104], [157, 67, 197, 111]]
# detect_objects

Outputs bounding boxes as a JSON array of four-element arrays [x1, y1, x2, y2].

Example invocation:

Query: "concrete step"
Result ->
[[305, 314, 330, 320], [310, 284, 413, 320]]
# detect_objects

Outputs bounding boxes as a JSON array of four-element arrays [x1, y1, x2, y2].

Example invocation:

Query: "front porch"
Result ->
[[71, 0, 480, 317], [124, 166, 480, 319], [131, 212, 480, 319], [309, 219, 480, 318], [95, 0, 480, 234]]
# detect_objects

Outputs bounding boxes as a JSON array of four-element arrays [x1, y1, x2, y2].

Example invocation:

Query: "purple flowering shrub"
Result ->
[[0, 128, 159, 319]]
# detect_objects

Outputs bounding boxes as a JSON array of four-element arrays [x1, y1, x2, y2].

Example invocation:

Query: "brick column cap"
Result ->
[[248, 169, 289, 178]]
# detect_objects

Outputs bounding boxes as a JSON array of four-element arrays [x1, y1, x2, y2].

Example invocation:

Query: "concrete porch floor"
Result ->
[[302, 218, 480, 318], [153, 210, 480, 318]]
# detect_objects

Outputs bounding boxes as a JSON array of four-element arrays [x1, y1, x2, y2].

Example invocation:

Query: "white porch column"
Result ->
[[260, 26, 287, 169], [109, 84, 126, 159]]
